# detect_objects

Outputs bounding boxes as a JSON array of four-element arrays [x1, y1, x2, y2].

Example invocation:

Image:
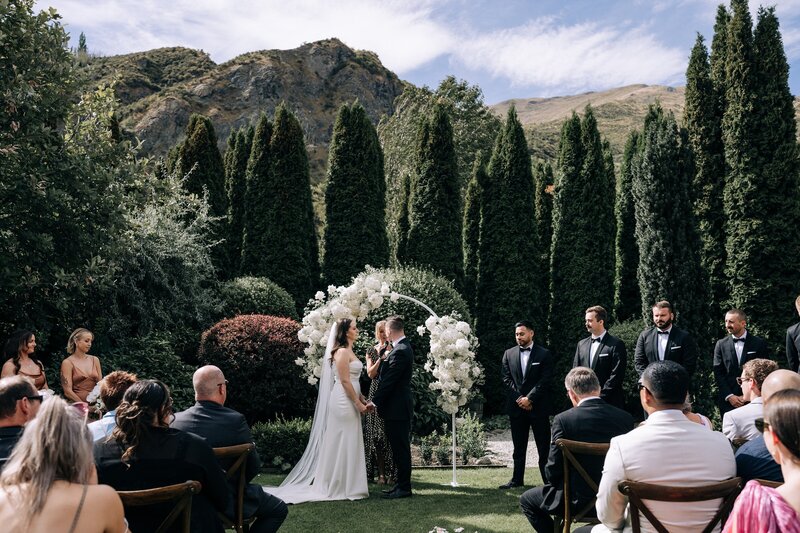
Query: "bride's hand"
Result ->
[[357, 402, 368, 414]]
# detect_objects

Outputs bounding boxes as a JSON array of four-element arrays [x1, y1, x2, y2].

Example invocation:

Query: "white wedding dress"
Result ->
[[264, 326, 369, 504]]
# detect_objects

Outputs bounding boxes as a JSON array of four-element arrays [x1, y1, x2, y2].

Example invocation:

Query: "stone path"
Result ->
[[484, 428, 540, 468]]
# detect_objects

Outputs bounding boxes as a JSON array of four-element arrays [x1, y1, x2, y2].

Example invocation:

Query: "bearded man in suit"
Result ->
[[713, 309, 770, 416], [634, 300, 698, 381], [499, 321, 554, 489], [572, 306, 627, 408]]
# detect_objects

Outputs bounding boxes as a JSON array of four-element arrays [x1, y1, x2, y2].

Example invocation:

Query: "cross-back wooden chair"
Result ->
[[554, 438, 611, 533], [617, 477, 743, 533], [117, 480, 201, 533], [755, 478, 782, 489], [214, 443, 256, 533]]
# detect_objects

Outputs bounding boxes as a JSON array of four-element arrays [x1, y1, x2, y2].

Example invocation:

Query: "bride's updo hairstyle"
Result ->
[[112, 379, 173, 464], [331, 318, 354, 361]]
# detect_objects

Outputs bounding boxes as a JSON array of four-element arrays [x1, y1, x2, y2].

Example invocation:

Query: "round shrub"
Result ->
[[197, 314, 313, 423], [217, 277, 298, 321], [352, 266, 472, 436]]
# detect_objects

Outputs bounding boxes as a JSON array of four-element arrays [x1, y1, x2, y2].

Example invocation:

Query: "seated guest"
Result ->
[[724, 389, 800, 532], [0, 376, 42, 469], [735, 369, 800, 483], [1, 331, 49, 391], [520, 368, 633, 532], [593, 361, 736, 533], [87, 371, 137, 442], [0, 396, 126, 533], [683, 393, 713, 429], [94, 379, 230, 533], [173, 366, 287, 533], [723, 358, 778, 442]]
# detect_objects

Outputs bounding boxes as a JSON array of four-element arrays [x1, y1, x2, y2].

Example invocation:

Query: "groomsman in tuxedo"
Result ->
[[634, 300, 698, 381], [499, 321, 553, 489], [713, 309, 770, 416], [786, 294, 800, 373], [372, 316, 414, 499], [572, 306, 627, 408]]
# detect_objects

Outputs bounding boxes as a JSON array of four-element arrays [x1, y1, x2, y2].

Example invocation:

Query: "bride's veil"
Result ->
[[272, 322, 337, 490]]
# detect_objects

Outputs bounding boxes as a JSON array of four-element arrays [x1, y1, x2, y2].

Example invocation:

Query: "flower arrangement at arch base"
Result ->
[[296, 268, 483, 415]]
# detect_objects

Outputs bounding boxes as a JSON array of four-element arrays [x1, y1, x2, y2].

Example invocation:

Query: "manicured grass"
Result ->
[[252, 468, 543, 533]]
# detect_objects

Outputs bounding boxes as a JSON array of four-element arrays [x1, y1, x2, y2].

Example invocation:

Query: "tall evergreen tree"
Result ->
[[614, 131, 642, 323], [632, 105, 707, 331], [241, 113, 272, 277], [533, 160, 554, 330], [323, 102, 389, 286], [395, 173, 411, 262], [404, 103, 464, 287], [685, 34, 727, 316], [548, 107, 616, 396], [462, 153, 486, 313], [224, 127, 251, 278], [475, 108, 540, 413], [722, 5, 800, 345], [710, 5, 730, 95]]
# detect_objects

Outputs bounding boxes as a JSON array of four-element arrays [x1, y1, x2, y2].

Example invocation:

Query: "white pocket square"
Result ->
[[531, 362, 541, 366], [598, 353, 609, 357], [746, 351, 756, 354], [670, 346, 681, 350]]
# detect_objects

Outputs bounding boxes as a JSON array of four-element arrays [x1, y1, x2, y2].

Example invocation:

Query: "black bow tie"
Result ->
[[591, 337, 601, 343], [520, 347, 531, 353], [657, 331, 670, 335], [733, 337, 745, 343]]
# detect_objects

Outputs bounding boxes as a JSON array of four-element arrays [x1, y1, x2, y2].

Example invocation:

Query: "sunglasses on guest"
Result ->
[[754, 417, 770, 433]]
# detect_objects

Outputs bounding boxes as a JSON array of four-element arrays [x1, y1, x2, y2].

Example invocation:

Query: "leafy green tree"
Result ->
[[241, 113, 273, 277], [548, 107, 616, 396], [614, 131, 642, 322], [462, 153, 486, 312], [685, 34, 727, 316], [475, 108, 540, 413], [632, 105, 707, 332], [395, 173, 411, 261], [404, 103, 464, 287], [224, 127, 252, 278], [323, 102, 389, 286], [722, 5, 800, 346]]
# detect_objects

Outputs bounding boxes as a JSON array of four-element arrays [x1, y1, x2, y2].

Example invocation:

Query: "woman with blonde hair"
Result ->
[[1, 330, 49, 391], [0, 396, 126, 533], [60, 328, 102, 403], [364, 320, 396, 485]]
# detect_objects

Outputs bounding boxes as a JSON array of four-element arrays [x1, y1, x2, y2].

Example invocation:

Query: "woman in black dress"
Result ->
[[364, 320, 397, 485]]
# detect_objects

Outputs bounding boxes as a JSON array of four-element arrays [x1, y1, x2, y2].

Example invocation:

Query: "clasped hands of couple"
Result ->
[[359, 397, 377, 414]]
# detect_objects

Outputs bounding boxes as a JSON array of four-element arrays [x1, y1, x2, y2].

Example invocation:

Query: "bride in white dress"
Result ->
[[264, 318, 370, 504]]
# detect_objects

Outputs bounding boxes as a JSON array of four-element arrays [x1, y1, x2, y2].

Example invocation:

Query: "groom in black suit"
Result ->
[[500, 320, 553, 488], [573, 305, 627, 408], [371, 315, 413, 499]]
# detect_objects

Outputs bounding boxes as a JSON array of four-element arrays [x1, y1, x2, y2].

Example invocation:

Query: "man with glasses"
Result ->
[[0, 376, 42, 469], [722, 358, 778, 442], [172, 365, 287, 533], [713, 309, 769, 417]]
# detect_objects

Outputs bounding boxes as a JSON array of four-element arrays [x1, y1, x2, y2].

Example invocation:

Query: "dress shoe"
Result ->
[[381, 485, 398, 494], [498, 480, 523, 489], [381, 489, 412, 499]]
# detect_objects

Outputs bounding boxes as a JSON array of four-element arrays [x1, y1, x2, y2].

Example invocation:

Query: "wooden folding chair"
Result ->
[[555, 438, 611, 533], [618, 477, 742, 533], [214, 443, 256, 533], [117, 480, 201, 533], [755, 478, 782, 489]]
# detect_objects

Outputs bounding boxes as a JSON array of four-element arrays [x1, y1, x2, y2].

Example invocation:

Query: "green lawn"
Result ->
[[252, 468, 542, 533]]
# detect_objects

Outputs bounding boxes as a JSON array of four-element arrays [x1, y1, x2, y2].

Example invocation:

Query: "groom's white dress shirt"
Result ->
[[592, 409, 736, 533]]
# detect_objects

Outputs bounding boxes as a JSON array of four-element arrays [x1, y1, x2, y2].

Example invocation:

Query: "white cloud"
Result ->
[[454, 19, 686, 96]]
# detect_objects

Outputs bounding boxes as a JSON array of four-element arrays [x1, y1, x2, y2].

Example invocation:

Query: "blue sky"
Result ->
[[38, 0, 800, 104]]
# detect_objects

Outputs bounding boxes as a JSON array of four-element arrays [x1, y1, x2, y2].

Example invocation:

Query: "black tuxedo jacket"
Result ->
[[634, 326, 698, 378], [501, 343, 553, 418], [713, 333, 770, 400], [540, 398, 634, 511], [787, 322, 800, 373], [372, 337, 413, 421], [573, 332, 627, 406], [172, 401, 262, 517]]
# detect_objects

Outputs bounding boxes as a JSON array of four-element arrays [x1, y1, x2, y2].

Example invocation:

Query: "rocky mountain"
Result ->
[[80, 39, 405, 183]]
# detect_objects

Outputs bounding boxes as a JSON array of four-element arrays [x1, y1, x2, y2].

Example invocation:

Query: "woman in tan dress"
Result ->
[[60, 328, 102, 403], [2, 330, 49, 391]]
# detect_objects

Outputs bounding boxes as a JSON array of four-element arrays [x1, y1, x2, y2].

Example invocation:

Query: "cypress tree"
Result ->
[[710, 5, 730, 94], [403, 103, 464, 287], [241, 113, 272, 277], [224, 127, 251, 278], [323, 102, 389, 286], [462, 153, 485, 313], [533, 161, 554, 331], [475, 107, 540, 413], [685, 34, 727, 316], [548, 107, 616, 395], [613, 131, 642, 322], [722, 5, 800, 345], [632, 105, 707, 331], [265, 103, 320, 308]]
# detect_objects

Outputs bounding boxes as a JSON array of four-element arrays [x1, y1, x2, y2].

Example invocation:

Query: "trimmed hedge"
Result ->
[[217, 277, 298, 321], [252, 416, 312, 471], [197, 315, 314, 423]]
